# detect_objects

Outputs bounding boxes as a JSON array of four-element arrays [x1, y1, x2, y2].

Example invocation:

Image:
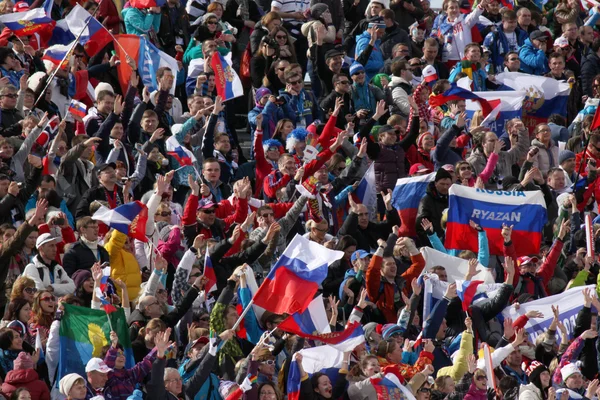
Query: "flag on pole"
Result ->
[[0, 7, 54, 36], [203, 250, 217, 293], [456, 280, 484, 311], [392, 172, 435, 237], [33, 116, 60, 151], [68, 99, 87, 119], [58, 304, 134, 381], [64, 5, 112, 57], [351, 164, 377, 219], [429, 84, 499, 117], [211, 51, 244, 101], [42, 43, 73, 68], [252, 235, 343, 315], [91, 201, 149, 242], [166, 136, 196, 166]]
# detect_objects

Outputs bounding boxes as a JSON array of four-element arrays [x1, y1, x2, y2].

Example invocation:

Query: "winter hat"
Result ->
[[561, 363, 582, 382], [559, 150, 576, 165], [382, 324, 404, 340], [525, 360, 549, 383], [262, 139, 282, 153], [371, 73, 390, 90], [349, 61, 365, 76], [95, 82, 114, 100], [14, 352, 33, 370], [255, 87, 272, 107], [202, 12, 219, 23], [72, 269, 93, 289], [286, 128, 308, 152], [60, 373, 85, 396], [310, 3, 328, 19], [364, 322, 381, 342], [219, 381, 238, 398], [171, 124, 184, 136], [158, 224, 173, 243], [435, 167, 452, 182], [416, 132, 432, 149]]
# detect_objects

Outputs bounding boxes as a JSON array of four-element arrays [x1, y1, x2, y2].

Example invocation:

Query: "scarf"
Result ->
[[81, 237, 100, 260], [352, 82, 374, 115], [459, 59, 479, 81], [408, 84, 431, 128]]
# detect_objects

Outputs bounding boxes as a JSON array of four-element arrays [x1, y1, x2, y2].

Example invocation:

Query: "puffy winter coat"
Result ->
[[1, 368, 50, 400], [519, 39, 549, 75], [518, 382, 544, 400], [105, 230, 142, 300]]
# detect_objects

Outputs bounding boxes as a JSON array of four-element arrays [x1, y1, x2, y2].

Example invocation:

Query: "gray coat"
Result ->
[[467, 126, 529, 189], [531, 138, 559, 176]]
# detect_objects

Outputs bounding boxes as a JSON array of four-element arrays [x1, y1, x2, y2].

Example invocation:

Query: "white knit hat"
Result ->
[[561, 363, 582, 382], [59, 373, 85, 396]]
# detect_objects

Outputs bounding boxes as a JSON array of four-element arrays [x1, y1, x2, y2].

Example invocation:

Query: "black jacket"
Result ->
[[75, 184, 125, 219], [338, 210, 402, 252], [580, 51, 600, 98], [159, 3, 190, 57], [0, 108, 23, 137], [208, 237, 268, 292], [390, 0, 424, 32], [62, 240, 110, 277], [415, 182, 449, 246], [0, 166, 41, 226], [319, 91, 354, 129], [380, 23, 411, 60]]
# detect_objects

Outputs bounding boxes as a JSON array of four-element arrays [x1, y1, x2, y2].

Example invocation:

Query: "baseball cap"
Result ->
[[409, 163, 431, 176], [13, 2, 29, 12], [530, 30, 547, 42], [554, 36, 570, 48], [185, 336, 209, 353], [422, 65, 438, 83], [517, 256, 539, 266], [442, 164, 455, 173], [95, 162, 117, 173], [325, 48, 344, 60], [351, 250, 371, 263], [198, 198, 219, 210], [85, 358, 113, 374], [36, 233, 58, 249]]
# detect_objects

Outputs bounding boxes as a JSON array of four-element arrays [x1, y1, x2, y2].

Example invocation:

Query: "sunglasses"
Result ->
[[288, 80, 301, 85], [476, 375, 488, 381], [277, 67, 286, 71], [2, 94, 17, 99], [337, 80, 350, 85], [24, 287, 37, 294], [41, 296, 56, 302], [201, 209, 216, 214], [275, 35, 286, 39], [418, 388, 431, 393], [508, 58, 519, 61], [262, 360, 275, 365], [267, 146, 279, 152], [155, 211, 172, 217], [354, 71, 366, 75], [207, 21, 217, 25]]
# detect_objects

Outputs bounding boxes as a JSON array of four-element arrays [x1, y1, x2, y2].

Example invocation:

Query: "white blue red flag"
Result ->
[[211, 52, 244, 101], [287, 346, 345, 400], [429, 84, 500, 118], [0, 7, 54, 36], [203, 249, 217, 293], [463, 90, 525, 137], [456, 280, 484, 311], [351, 164, 377, 219], [494, 72, 571, 131], [91, 201, 149, 243], [96, 266, 117, 313], [65, 5, 112, 57], [166, 136, 196, 166], [252, 235, 343, 315], [445, 185, 547, 256], [392, 172, 435, 237], [68, 99, 87, 119], [43, 43, 73, 68]]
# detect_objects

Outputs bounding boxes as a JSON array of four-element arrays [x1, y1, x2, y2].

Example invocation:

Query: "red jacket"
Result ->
[[1, 369, 50, 400]]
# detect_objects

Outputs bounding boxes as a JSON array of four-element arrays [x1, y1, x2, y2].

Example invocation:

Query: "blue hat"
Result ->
[[349, 61, 365, 76], [559, 150, 576, 165], [127, 389, 144, 400], [382, 323, 405, 340], [351, 250, 371, 263]]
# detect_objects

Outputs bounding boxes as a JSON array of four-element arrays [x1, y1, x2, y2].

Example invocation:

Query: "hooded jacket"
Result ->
[[483, 24, 528, 73], [415, 181, 449, 246], [531, 138, 559, 175], [1, 368, 50, 400], [519, 39, 549, 75], [355, 31, 385, 80]]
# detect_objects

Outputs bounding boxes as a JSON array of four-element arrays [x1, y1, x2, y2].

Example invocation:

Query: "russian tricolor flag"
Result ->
[[287, 346, 346, 400], [429, 84, 499, 118], [252, 235, 343, 315], [65, 5, 112, 57], [287, 357, 302, 400], [456, 280, 484, 311], [166, 136, 196, 167], [351, 164, 376, 218], [68, 99, 87, 119], [203, 249, 217, 293], [34, 116, 60, 149], [391, 172, 435, 237], [445, 185, 547, 256], [211, 52, 244, 101], [0, 7, 54, 36], [43, 43, 72, 68], [91, 201, 149, 243]]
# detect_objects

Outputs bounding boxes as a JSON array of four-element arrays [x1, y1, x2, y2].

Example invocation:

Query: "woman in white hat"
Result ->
[[59, 373, 87, 400]]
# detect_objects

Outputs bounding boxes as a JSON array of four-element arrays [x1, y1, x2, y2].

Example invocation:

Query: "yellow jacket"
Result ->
[[104, 230, 142, 300], [436, 331, 474, 381]]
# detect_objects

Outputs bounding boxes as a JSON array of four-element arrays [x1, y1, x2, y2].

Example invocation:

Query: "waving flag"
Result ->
[[287, 356, 303, 400], [279, 295, 331, 335], [464, 90, 525, 137], [130, 0, 166, 7], [494, 72, 571, 132], [0, 7, 54, 36], [91, 201, 149, 242], [445, 185, 547, 256], [68, 99, 87, 119], [429, 84, 499, 117], [392, 172, 435, 237], [252, 235, 343, 315], [59, 304, 134, 382], [211, 51, 244, 101], [456, 280, 484, 311], [42, 43, 73, 68], [96, 265, 116, 314], [371, 373, 417, 400], [33, 116, 60, 155], [166, 136, 196, 166], [287, 345, 345, 399], [65, 5, 112, 57], [203, 250, 217, 293], [351, 164, 377, 220]]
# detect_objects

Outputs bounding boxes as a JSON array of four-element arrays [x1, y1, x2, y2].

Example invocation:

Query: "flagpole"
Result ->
[[232, 299, 254, 331], [105, 311, 114, 331], [30, 0, 106, 112]]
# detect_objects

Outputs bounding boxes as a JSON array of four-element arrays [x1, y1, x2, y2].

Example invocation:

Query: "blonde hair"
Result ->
[[10, 276, 35, 302]]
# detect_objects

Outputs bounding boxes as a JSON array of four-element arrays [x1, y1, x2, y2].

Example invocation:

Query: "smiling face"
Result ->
[[18, 303, 31, 323], [315, 375, 333, 398]]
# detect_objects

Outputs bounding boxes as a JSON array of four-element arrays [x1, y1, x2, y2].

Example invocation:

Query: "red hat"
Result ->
[[409, 163, 431, 176], [13, 2, 29, 12], [517, 256, 539, 266]]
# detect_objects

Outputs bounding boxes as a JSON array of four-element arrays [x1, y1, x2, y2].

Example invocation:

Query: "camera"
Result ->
[[261, 35, 279, 49], [53, 217, 65, 226]]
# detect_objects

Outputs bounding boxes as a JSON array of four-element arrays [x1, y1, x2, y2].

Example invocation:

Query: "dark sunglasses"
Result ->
[[155, 211, 172, 217], [288, 80, 301, 85], [206, 21, 217, 25], [24, 287, 37, 294], [476, 375, 488, 381], [2, 94, 17, 99], [337, 80, 350, 85], [418, 388, 431, 393], [275, 35, 286, 39], [41, 296, 56, 302], [201, 209, 216, 214]]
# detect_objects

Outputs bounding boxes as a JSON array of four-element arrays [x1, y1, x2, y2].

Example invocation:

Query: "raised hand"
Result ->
[[525, 310, 543, 319], [333, 96, 344, 117], [501, 224, 513, 242], [110, 331, 119, 347], [30, 198, 48, 225], [411, 278, 422, 296], [113, 94, 124, 115], [91, 262, 103, 282], [381, 189, 393, 210], [421, 218, 433, 233], [503, 317, 514, 339], [264, 222, 281, 242], [188, 174, 200, 196], [213, 96, 225, 114]]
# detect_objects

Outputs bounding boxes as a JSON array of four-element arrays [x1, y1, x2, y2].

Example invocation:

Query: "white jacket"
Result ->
[[22, 255, 75, 296]]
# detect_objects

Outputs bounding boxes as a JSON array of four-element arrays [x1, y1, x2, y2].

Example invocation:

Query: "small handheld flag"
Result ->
[[203, 248, 217, 293], [68, 99, 87, 119]]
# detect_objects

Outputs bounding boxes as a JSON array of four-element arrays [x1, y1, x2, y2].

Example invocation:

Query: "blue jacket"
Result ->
[[483, 25, 528, 73], [25, 194, 75, 228], [428, 229, 490, 267], [278, 88, 320, 127], [248, 100, 295, 146], [122, 7, 161, 36], [431, 125, 465, 170], [519, 39, 549, 75], [355, 31, 385, 81], [448, 63, 488, 91]]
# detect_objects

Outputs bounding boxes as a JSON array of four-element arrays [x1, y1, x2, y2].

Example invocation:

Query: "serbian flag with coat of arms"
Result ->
[[444, 185, 547, 256], [211, 51, 244, 101], [252, 235, 343, 315], [91, 201, 149, 242]]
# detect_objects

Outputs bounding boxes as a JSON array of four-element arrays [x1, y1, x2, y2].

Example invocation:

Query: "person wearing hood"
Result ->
[[415, 168, 452, 246], [122, 6, 162, 43], [355, 22, 386, 82], [531, 124, 559, 175], [519, 30, 550, 76], [249, 87, 295, 148], [1, 351, 49, 400]]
